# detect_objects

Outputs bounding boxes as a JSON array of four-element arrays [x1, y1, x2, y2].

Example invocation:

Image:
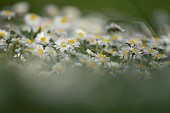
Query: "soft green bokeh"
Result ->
[[1, 0, 170, 19]]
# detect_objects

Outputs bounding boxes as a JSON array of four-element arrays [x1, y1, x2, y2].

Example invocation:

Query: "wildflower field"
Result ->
[[1, 1, 170, 113]]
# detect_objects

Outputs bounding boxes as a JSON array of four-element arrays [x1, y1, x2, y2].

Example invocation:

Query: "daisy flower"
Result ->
[[154, 53, 167, 59], [0, 29, 10, 39], [44, 4, 59, 17], [12, 2, 30, 14], [33, 44, 45, 57], [106, 62, 121, 69], [95, 53, 110, 63], [24, 13, 42, 26], [55, 38, 71, 52], [0, 10, 15, 20], [67, 38, 80, 47], [53, 16, 69, 29], [35, 32, 51, 45], [75, 29, 86, 39]]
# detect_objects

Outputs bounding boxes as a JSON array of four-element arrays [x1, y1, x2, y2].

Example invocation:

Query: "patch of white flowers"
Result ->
[[0, 2, 170, 79]]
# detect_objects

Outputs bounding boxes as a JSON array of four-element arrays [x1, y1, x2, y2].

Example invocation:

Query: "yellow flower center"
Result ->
[[103, 38, 109, 43], [147, 49, 154, 53], [132, 48, 138, 53], [88, 38, 95, 42], [60, 42, 67, 48], [123, 51, 129, 55], [29, 48, 34, 52], [112, 35, 118, 40], [156, 54, 163, 58], [60, 18, 66, 24], [78, 32, 84, 37], [154, 37, 159, 41], [141, 43, 146, 48], [98, 54, 106, 58], [129, 40, 135, 45], [4, 10, 11, 15], [40, 37, 46, 43], [95, 35, 100, 39], [108, 50, 114, 54], [27, 39, 32, 44], [91, 62, 97, 67], [58, 29, 64, 33], [0, 32, 5, 37], [30, 14, 38, 20], [37, 48, 43, 56], [81, 59, 87, 64], [101, 59, 106, 63], [153, 43, 158, 47], [68, 39, 74, 44]]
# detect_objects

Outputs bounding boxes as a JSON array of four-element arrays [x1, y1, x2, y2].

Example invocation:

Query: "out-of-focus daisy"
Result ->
[[55, 38, 71, 52], [126, 39, 136, 47], [154, 53, 167, 59], [95, 53, 110, 63], [62, 6, 81, 21], [44, 4, 59, 17], [75, 29, 86, 39], [53, 16, 69, 28], [12, 2, 30, 14], [0, 10, 15, 20], [24, 13, 41, 26], [86, 49, 94, 56], [0, 29, 10, 39], [35, 32, 51, 45], [119, 49, 130, 60], [106, 62, 121, 69], [67, 38, 80, 47], [33, 45, 45, 57]]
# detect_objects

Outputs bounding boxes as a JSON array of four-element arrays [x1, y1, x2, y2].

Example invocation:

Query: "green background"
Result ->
[[1, 0, 170, 19]]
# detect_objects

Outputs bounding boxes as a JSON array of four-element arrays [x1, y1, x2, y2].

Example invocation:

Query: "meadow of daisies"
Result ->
[[1, 2, 170, 79], [1, 1, 170, 113]]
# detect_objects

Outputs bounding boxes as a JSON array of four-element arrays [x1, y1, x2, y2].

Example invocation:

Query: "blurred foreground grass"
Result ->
[[0, 61, 170, 113]]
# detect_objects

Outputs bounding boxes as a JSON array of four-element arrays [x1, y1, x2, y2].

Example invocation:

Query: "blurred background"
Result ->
[[1, 0, 170, 20]]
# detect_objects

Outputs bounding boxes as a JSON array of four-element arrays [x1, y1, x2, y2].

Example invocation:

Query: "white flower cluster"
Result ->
[[0, 2, 170, 78]]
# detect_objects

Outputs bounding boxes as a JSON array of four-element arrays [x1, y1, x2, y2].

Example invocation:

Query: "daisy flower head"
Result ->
[[53, 16, 69, 29], [55, 38, 71, 52], [154, 53, 167, 59], [12, 2, 30, 14], [119, 48, 130, 60], [0, 29, 10, 40], [145, 49, 158, 55], [44, 4, 59, 17], [62, 6, 81, 21], [0, 10, 15, 20], [35, 32, 51, 45], [106, 62, 121, 69], [98, 36, 111, 46], [112, 35, 123, 42], [33, 44, 47, 57], [55, 28, 67, 36], [78, 55, 90, 64], [67, 38, 80, 47], [126, 39, 137, 47], [95, 53, 110, 63], [75, 29, 86, 39], [86, 36, 97, 45], [24, 13, 42, 26]]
